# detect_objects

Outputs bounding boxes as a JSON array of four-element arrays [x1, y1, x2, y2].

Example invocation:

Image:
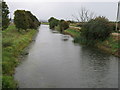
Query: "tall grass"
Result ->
[[2, 24, 37, 88]]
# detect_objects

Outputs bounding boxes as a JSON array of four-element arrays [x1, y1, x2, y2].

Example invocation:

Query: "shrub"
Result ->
[[14, 10, 29, 31], [48, 17, 59, 29], [25, 11, 40, 29], [80, 16, 112, 45], [48, 17, 69, 33], [59, 20, 69, 33], [14, 10, 40, 31]]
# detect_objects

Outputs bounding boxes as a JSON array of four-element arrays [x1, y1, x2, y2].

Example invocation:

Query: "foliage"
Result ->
[[55, 25, 60, 31], [2, 76, 17, 89], [25, 11, 40, 29], [96, 36, 120, 56], [14, 10, 40, 31], [59, 20, 69, 33], [2, 24, 37, 88], [80, 16, 112, 45], [109, 22, 120, 32], [48, 17, 59, 29], [14, 10, 29, 31], [48, 17, 69, 33], [2, 1, 10, 30]]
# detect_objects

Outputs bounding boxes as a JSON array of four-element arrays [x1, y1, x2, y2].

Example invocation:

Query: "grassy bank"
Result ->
[[63, 27, 119, 57], [2, 24, 37, 88], [96, 35, 120, 57], [64, 27, 80, 37]]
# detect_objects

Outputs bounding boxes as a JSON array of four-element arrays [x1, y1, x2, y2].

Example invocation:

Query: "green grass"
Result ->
[[41, 22, 49, 25], [97, 36, 120, 54], [2, 76, 17, 89], [64, 28, 80, 37], [2, 24, 37, 88]]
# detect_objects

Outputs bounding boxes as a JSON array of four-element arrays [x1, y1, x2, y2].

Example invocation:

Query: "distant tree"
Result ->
[[2, 1, 10, 30], [48, 17, 59, 29], [48, 17, 55, 22], [59, 20, 69, 33], [48, 17, 69, 33]]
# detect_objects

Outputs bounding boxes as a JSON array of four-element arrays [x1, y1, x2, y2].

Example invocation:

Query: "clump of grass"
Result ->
[[2, 76, 17, 89], [2, 24, 37, 88], [97, 36, 119, 53]]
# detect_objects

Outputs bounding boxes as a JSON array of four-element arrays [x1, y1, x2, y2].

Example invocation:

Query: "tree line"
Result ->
[[48, 17, 69, 33], [48, 15, 113, 46], [2, 1, 40, 31]]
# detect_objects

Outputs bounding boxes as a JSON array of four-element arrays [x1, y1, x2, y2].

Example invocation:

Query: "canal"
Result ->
[[14, 25, 118, 88]]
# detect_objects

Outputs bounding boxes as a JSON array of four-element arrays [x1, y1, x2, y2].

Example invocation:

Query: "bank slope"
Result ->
[[2, 24, 38, 88]]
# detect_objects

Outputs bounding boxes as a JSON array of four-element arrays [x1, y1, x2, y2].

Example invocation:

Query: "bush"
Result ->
[[48, 17, 59, 29], [48, 17, 69, 33], [59, 20, 69, 33], [25, 11, 40, 29], [80, 16, 112, 45], [14, 10, 40, 31]]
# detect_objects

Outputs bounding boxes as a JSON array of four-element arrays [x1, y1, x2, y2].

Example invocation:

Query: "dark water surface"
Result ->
[[14, 25, 118, 88]]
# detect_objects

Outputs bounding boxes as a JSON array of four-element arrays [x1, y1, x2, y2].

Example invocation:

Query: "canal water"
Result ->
[[14, 25, 118, 88]]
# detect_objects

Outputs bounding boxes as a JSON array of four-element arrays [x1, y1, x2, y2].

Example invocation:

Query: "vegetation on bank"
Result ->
[[2, 24, 37, 88], [2, 1, 41, 88], [64, 28, 80, 37], [76, 16, 112, 46], [96, 35, 120, 57], [48, 17, 69, 33], [48, 16, 119, 57], [14, 10, 41, 31]]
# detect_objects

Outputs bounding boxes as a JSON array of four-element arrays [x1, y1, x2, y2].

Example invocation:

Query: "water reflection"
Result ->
[[79, 46, 118, 88]]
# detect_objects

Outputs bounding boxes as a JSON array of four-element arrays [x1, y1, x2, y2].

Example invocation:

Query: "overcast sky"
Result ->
[[5, 0, 120, 21]]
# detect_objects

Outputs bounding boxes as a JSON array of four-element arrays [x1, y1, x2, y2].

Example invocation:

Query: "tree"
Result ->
[[14, 10, 29, 31], [25, 11, 40, 29], [48, 17, 59, 29], [72, 7, 96, 23], [2, 1, 10, 30], [59, 20, 69, 33], [14, 10, 40, 31], [79, 16, 112, 45]]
